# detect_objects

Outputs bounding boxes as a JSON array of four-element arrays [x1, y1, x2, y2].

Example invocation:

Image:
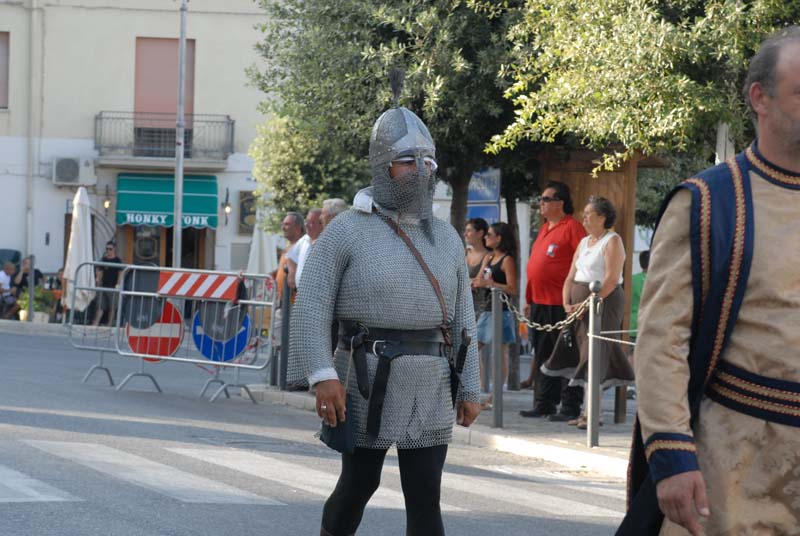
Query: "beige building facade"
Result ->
[[0, 0, 268, 272]]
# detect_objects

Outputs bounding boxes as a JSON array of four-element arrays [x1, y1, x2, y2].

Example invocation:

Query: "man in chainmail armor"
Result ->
[[288, 73, 481, 536]]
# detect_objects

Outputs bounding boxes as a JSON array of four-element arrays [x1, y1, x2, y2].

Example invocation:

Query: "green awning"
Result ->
[[116, 174, 218, 229]]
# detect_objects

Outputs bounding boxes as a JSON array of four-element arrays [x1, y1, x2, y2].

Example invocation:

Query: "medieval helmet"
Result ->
[[368, 69, 436, 177]]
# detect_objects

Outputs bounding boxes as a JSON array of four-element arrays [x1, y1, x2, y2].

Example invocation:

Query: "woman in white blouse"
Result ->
[[542, 196, 634, 427]]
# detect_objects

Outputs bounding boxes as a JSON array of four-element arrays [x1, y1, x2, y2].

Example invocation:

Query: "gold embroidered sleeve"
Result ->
[[635, 190, 695, 451]]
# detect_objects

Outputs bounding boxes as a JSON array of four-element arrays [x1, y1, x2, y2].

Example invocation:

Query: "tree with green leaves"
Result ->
[[248, 0, 536, 233], [249, 116, 370, 230], [483, 0, 799, 168], [472, 0, 799, 227]]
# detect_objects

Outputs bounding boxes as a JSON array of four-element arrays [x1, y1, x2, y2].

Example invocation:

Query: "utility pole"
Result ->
[[172, 0, 188, 268]]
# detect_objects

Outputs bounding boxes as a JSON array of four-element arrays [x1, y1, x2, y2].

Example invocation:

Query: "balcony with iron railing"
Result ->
[[95, 111, 235, 170]]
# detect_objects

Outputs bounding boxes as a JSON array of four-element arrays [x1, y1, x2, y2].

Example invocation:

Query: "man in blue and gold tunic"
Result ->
[[619, 26, 800, 535]]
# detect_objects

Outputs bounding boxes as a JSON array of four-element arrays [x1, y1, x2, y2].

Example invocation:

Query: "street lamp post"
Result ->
[[172, 0, 189, 268]]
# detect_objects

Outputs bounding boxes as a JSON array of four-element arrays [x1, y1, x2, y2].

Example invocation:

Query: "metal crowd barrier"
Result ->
[[67, 262, 276, 403], [66, 261, 132, 387]]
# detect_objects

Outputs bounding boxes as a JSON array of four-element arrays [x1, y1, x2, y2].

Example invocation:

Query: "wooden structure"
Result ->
[[538, 147, 664, 422], [540, 149, 638, 302]]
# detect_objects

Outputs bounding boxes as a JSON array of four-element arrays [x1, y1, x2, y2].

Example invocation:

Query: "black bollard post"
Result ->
[[491, 288, 503, 428], [587, 280, 602, 447]]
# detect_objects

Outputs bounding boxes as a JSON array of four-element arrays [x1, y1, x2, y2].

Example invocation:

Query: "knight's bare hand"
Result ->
[[457, 401, 481, 427], [315, 380, 346, 427]]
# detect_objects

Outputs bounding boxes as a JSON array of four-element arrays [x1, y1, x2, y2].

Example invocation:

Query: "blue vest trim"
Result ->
[[685, 151, 754, 418]]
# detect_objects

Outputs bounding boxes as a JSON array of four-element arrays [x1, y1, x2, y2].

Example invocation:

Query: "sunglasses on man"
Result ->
[[538, 196, 561, 204]]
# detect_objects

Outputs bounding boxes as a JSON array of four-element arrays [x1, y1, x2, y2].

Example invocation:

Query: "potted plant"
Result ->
[[18, 286, 55, 323]]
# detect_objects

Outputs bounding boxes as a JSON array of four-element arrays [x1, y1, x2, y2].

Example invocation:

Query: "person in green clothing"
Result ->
[[627, 250, 649, 400], [629, 250, 650, 342]]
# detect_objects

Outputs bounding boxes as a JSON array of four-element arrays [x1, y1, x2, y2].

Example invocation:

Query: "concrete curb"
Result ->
[[0, 319, 68, 336], [246, 385, 628, 479]]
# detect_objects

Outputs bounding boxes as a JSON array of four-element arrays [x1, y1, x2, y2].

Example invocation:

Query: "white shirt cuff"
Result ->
[[309, 367, 339, 386]]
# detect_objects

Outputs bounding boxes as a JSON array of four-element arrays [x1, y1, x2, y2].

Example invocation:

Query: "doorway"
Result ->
[[123, 226, 207, 269], [165, 227, 205, 269]]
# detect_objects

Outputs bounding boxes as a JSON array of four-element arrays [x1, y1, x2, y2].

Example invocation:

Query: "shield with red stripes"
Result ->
[[126, 300, 184, 359]]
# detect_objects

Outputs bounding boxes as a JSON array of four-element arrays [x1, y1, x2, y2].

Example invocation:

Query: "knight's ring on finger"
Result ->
[[321, 404, 328, 410]]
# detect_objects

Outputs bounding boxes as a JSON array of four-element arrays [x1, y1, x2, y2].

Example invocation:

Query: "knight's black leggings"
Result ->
[[321, 444, 448, 536]]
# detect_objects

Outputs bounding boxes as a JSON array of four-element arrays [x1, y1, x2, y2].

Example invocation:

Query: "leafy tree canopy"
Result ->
[[479, 0, 800, 174], [249, 0, 799, 232], [249, 116, 369, 230], [248, 0, 536, 232]]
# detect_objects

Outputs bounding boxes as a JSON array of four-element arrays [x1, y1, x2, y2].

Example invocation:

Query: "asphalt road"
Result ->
[[0, 330, 623, 535]]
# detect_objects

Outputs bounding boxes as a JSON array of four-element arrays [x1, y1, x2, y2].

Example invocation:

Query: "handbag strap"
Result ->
[[375, 210, 452, 347]]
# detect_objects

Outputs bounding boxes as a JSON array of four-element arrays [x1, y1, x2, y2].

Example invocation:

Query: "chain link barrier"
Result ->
[[499, 292, 594, 333], [498, 291, 638, 347]]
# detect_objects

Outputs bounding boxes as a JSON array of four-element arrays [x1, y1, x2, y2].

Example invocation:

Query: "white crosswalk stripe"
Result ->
[[0, 465, 80, 503], [168, 447, 463, 512], [477, 465, 627, 501], [383, 464, 624, 519], [25, 441, 283, 505]]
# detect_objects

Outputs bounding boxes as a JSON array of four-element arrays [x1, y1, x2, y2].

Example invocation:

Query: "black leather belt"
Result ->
[[337, 338, 445, 358], [338, 321, 447, 440], [339, 324, 446, 344]]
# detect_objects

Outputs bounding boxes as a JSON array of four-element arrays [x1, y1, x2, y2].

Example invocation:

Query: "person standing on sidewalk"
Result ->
[[628, 250, 649, 344], [620, 26, 800, 535], [288, 76, 480, 536], [287, 208, 323, 291], [321, 198, 349, 227], [464, 217, 490, 322], [625, 249, 649, 401], [0, 262, 18, 319], [275, 212, 305, 297], [92, 243, 122, 327], [520, 181, 586, 421], [272, 212, 304, 386], [473, 222, 518, 408]]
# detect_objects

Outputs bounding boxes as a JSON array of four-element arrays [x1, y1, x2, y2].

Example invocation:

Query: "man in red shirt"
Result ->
[[520, 181, 586, 420]]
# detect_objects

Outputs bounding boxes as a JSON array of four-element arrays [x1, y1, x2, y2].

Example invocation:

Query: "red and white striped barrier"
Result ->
[[157, 271, 241, 301]]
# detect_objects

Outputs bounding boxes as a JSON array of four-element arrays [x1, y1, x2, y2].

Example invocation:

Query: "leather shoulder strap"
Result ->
[[375, 211, 450, 342]]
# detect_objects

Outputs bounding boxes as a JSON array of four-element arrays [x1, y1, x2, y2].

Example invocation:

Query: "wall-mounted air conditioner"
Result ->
[[52, 157, 97, 186]]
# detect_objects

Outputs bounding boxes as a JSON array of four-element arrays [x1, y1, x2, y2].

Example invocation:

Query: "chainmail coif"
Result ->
[[371, 167, 436, 221], [288, 196, 480, 450]]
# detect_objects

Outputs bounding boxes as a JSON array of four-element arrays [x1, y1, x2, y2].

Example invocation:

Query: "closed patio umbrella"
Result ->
[[62, 187, 96, 312], [246, 217, 279, 276]]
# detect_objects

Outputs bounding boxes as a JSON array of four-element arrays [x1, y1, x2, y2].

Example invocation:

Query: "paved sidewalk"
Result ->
[[248, 382, 635, 480]]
